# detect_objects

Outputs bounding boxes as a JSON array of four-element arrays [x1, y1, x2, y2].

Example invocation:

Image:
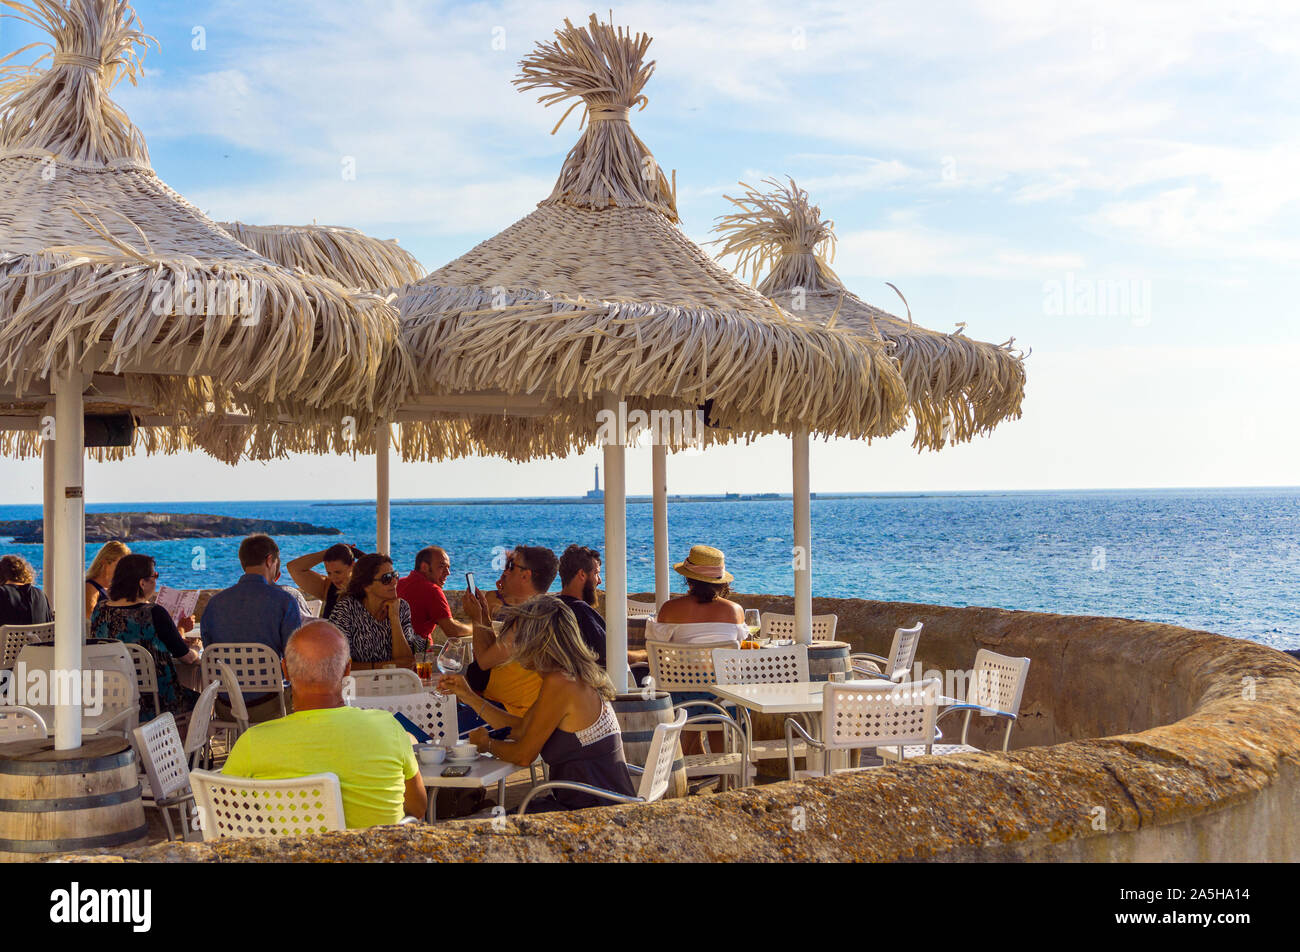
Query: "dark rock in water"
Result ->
[[0, 513, 342, 544], [1283, 649, 1300, 664]]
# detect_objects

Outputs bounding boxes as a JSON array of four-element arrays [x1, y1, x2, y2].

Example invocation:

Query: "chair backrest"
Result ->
[[200, 642, 285, 698], [712, 645, 810, 685], [636, 709, 688, 803], [757, 612, 839, 642], [17, 642, 140, 703], [124, 643, 158, 696], [0, 623, 53, 666], [217, 663, 250, 732], [189, 769, 345, 840], [133, 712, 191, 802], [822, 679, 941, 752], [350, 692, 458, 745], [347, 668, 422, 697], [963, 650, 1031, 749], [0, 705, 47, 741], [883, 623, 923, 681], [98, 669, 136, 721], [645, 640, 731, 693], [625, 599, 657, 619], [185, 680, 221, 759]]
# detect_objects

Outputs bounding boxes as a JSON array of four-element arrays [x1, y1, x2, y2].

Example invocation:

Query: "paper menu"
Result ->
[[155, 585, 199, 625]]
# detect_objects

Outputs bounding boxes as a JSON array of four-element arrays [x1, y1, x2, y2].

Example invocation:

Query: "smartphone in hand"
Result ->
[[465, 572, 478, 598]]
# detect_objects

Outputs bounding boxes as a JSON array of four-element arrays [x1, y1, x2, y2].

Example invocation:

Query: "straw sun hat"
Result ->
[[674, 545, 734, 585]]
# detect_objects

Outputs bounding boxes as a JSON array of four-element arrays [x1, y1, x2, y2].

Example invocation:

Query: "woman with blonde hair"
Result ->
[[85, 540, 130, 621], [437, 594, 635, 812]]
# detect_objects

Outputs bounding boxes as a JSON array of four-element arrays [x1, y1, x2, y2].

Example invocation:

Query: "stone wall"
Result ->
[[53, 598, 1300, 862]]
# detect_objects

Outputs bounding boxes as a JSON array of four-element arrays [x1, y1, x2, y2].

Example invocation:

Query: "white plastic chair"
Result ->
[[133, 712, 197, 842], [95, 669, 139, 736], [645, 640, 748, 790], [626, 599, 657, 619], [344, 668, 422, 699], [189, 769, 346, 839], [349, 691, 458, 745], [713, 645, 811, 776], [200, 642, 288, 717], [184, 680, 221, 770], [0, 622, 53, 667], [757, 612, 839, 643], [879, 650, 1031, 761], [785, 679, 942, 777], [517, 709, 688, 814], [123, 643, 159, 721], [210, 662, 251, 751], [850, 622, 923, 682], [0, 706, 47, 742]]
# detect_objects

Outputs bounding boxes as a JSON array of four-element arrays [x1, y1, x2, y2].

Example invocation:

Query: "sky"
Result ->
[[2, 0, 1297, 503]]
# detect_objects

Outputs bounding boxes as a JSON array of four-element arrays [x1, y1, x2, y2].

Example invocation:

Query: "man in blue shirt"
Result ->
[[201, 534, 301, 722]]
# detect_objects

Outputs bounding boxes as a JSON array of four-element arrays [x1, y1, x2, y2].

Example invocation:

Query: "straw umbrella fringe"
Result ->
[[217, 222, 427, 292], [712, 177, 1027, 450]]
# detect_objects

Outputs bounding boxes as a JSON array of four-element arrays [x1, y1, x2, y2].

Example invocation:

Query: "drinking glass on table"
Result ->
[[744, 609, 762, 641], [432, 639, 469, 698], [414, 651, 434, 684]]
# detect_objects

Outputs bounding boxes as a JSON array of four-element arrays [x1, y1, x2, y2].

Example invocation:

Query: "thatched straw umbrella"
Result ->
[[0, 0, 410, 748], [216, 221, 425, 292], [713, 177, 1027, 450], [396, 15, 912, 668]]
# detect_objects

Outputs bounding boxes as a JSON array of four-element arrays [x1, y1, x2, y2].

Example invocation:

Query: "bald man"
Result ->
[[222, 620, 427, 827]]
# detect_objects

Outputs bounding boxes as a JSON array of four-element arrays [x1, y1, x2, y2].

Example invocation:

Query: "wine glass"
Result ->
[[744, 609, 762, 642], [432, 639, 468, 699]]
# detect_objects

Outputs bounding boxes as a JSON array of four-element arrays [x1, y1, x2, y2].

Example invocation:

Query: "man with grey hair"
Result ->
[[222, 620, 427, 827]]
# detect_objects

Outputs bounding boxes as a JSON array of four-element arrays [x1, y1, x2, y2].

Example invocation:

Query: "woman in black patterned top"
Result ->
[[327, 554, 427, 664]]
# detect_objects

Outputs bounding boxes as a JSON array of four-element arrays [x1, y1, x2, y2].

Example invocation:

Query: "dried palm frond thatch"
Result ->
[[712, 177, 1026, 450], [217, 222, 426, 291]]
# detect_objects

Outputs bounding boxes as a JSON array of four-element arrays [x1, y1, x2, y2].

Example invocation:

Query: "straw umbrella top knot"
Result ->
[[514, 13, 676, 220], [0, 0, 156, 166]]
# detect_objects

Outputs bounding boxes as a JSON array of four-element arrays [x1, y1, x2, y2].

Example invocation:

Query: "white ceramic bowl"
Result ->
[[417, 744, 446, 765], [450, 743, 478, 761]]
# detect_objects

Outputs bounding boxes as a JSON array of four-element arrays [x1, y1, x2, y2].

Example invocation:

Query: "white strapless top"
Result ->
[[644, 619, 747, 647]]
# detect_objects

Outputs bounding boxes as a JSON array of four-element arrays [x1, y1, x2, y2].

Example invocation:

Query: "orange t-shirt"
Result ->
[[486, 661, 541, 717]]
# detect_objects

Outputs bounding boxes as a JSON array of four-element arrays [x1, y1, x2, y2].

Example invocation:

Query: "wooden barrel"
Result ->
[[807, 641, 851, 682], [0, 736, 147, 862], [611, 691, 688, 799]]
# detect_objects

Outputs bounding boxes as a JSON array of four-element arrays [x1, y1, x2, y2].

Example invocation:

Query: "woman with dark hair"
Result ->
[[287, 542, 362, 619], [89, 553, 200, 722], [437, 594, 635, 813], [327, 553, 427, 667], [0, 554, 53, 627], [644, 545, 747, 645]]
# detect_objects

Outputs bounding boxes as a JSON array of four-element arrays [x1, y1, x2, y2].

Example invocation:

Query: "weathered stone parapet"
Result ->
[[48, 598, 1300, 862]]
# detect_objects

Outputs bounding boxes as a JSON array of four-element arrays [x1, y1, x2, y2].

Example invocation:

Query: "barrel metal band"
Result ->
[[0, 747, 134, 775], [0, 823, 149, 854], [0, 782, 141, 813]]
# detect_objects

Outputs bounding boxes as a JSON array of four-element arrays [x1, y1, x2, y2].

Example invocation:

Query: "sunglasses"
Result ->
[[376, 572, 399, 585], [505, 558, 528, 573]]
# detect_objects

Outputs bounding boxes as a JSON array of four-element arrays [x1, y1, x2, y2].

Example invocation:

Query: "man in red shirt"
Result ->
[[396, 547, 472, 642]]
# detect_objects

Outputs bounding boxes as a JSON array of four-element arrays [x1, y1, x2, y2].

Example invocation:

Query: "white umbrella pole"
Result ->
[[52, 369, 85, 751], [375, 421, 390, 556], [652, 442, 669, 610], [42, 401, 56, 600], [793, 427, 812, 645], [603, 394, 629, 689]]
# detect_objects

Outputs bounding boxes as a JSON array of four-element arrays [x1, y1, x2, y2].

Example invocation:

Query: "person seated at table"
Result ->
[[286, 542, 363, 620], [460, 545, 559, 724], [438, 594, 635, 813], [556, 544, 607, 667], [89, 554, 199, 723], [84, 540, 129, 622], [223, 620, 426, 828], [0, 554, 53, 628], [633, 545, 746, 663], [328, 553, 428, 667], [201, 534, 301, 723], [396, 546, 472, 642]]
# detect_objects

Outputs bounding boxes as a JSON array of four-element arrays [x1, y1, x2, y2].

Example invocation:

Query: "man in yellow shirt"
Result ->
[[222, 620, 426, 828]]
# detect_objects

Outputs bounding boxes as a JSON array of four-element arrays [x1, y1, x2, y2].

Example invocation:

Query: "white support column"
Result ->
[[52, 368, 85, 750], [375, 421, 390, 556], [792, 426, 812, 646], [42, 402, 56, 600], [603, 394, 629, 689], [652, 442, 669, 610]]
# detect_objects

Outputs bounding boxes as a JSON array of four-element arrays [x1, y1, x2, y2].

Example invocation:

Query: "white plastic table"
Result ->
[[418, 752, 520, 822]]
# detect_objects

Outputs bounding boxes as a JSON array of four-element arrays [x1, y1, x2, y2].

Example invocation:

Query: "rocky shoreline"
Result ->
[[0, 512, 341, 543]]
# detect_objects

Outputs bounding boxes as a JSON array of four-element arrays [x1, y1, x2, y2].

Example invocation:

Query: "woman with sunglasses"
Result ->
[[328, 553, 429, 668], [89, 553, 200, 722]]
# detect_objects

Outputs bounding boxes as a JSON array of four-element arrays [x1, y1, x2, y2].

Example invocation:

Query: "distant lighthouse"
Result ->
[[585, 465, 604, 499]]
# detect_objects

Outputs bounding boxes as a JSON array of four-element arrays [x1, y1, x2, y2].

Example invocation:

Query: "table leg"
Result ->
[[497, 779, 505, 810], [426, 786, 436, 823]]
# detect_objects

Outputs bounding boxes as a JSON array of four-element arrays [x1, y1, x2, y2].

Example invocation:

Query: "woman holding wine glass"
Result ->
[[328, 554, 428, 668]]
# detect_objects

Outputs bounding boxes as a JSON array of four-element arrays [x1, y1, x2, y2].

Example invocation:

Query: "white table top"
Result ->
[[711, 680, 960, 714], [418, 752, 519, 789], [22, 705, 126, 735]]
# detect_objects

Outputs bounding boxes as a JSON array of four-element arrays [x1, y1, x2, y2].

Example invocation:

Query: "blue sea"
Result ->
[[2, 487, 1296, 650]]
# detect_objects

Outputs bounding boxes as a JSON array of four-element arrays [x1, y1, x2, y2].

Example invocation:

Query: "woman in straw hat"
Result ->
[[646, 545, 748, 646]]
